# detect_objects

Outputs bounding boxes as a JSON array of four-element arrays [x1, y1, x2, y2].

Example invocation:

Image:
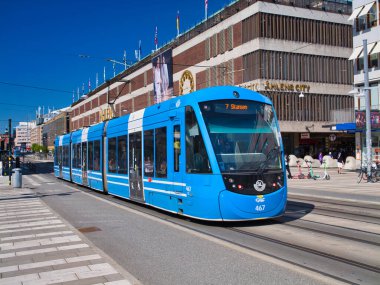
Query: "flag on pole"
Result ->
[[88, 78, 91, 92], [176, 11, 180, 37], [82, 83, 84, 95], [123, 50, 127, 69], [77, 87, 80, 100], [139, 40, 142, 61], [96, 73, 99, 88], [103, 66, 106, 82], [154, 26, 158, 50], [205, 0, 208, 20], [72, 90, 75, 103], [135, 40, 142, 61]]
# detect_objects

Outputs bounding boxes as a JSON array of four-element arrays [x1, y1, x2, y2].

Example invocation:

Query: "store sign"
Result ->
[[264, 81, 310, 92], [99, 107, 114, 121], [240, 81, 311, 93], [329, 134, 336, 142], [300, 133, 310, 139]]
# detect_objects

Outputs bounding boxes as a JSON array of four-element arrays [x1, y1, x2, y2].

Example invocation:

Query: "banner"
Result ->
[[152, 49, 173, 104], [355, 110, 380, 130]]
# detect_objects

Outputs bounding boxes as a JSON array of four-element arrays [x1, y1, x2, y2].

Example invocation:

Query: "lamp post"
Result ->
[[349, 39, 372, 180]]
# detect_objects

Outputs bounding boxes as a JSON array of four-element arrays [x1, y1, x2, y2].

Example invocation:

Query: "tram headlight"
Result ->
[[228, 178, 234, 183]]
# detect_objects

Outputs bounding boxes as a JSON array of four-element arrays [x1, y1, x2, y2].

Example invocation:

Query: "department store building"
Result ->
[[70, 0, 354, 157]]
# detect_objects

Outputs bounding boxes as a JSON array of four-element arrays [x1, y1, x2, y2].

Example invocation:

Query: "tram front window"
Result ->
[[200, 100, 282, 174]]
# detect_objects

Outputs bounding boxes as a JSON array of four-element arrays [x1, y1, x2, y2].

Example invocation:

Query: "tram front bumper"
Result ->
[[218, 189, 287, 221]]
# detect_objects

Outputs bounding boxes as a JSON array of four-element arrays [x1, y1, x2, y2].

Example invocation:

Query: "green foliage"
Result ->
[[31, 144, 48, 153]]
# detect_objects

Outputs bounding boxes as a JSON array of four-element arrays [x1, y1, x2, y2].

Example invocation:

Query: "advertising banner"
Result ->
[[355, 110, 380, 130], [152, 49, 173, 104]]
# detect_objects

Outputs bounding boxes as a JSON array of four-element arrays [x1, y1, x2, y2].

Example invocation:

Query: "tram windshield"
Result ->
[[200, 99, 282, 174]]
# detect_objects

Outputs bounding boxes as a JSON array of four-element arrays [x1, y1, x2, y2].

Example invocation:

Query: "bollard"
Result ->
[[12, 168, 22, 188]]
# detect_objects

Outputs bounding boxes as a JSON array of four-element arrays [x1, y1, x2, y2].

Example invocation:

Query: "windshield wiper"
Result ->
[[255, 147, 280, 175]]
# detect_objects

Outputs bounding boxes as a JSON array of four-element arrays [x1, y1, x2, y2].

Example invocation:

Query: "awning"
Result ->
[[349, 46, 363, 60], [358, 2, 375, 17], [334, 123, 356, 131], [348, 6, 364, 21], [358, 42, 376, 57], [370, 42, 380, 55]]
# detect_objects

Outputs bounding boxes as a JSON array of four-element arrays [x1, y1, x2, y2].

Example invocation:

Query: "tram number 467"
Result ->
[[255, 205, 266, 211]]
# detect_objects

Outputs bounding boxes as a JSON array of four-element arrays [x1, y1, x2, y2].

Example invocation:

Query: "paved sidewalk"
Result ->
[[0, 176, 140, 285], [287, 167, 380, 205]]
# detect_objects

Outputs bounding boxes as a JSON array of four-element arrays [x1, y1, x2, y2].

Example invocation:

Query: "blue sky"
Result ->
[[0, 0, 233, 132]]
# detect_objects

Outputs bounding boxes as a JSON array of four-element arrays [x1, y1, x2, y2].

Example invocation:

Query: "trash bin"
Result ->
[[12, 168, 22, 188]]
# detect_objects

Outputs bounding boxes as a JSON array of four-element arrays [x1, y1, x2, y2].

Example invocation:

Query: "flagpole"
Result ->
[[176, 11, 180, 38], [205, 0, 208, 20], [155, 26, 158, 51], [103, 66, 106, 82]]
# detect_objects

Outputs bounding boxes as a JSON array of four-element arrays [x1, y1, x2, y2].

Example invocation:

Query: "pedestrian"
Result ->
[[318, 152, 323, 164], [285, 154, 292, 179], [337, 150, 344, 174]]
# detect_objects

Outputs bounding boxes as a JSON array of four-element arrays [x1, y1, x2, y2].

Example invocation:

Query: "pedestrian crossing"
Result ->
[[0, 189, 135, 285]]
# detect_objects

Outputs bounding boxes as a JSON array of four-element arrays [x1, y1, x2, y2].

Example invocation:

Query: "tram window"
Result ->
[[108, 137, 117, 173], [82, 142, 87, 170], [144, 130, 154, 177], [155, 127, 167, 178], [118, 136, 127, 174], [173, 125, 180, 172], [63, 146, 69, 167], [93, 140, 100, 171], [71, 144, 77, 168], [88, 141, 94, 171], [58, 146, 62, 165], [76, 143, 81, 168], [185, 106, 211, 174], [62, 146, 66, 167]]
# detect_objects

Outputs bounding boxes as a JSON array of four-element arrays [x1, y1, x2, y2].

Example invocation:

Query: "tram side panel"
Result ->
[[86, 123, 104, 192], [105, 114, 131, 199]]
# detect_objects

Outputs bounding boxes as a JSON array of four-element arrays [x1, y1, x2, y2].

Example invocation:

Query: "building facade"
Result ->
[[42, 111, 71, 151], [349, 0, 380, 162], [30, 125, 43, 146], [70, 0, 354, 158], [14, 122, 35, 150]]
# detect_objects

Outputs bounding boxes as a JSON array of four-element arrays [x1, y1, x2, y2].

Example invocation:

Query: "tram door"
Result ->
[[58, 146, 63, 178], [82, 142, 88, 186], [129, 132, 144, 201]]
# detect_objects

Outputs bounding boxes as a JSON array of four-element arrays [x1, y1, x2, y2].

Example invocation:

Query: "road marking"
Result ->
[[0, 224, 66, 235], [0, 235, 81, 251], [0, 254, 102, 273], [0, 216, 57, 225], [0, 219, 63, 230], [1, 230, 73, 241], [0, 212, 53, 221], [0, 243, 90, 259]]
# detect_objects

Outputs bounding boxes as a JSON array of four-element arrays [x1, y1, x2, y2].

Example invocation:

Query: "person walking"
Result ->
[[285, 154, 292, 179], [337, 150, 344, 174]]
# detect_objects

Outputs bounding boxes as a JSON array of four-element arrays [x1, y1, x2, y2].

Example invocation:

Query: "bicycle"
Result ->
[[357, 162, 380, 183]]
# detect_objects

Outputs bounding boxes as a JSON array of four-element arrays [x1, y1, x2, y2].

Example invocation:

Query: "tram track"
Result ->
[[50, 179, 379, 284], [275, 218, 380, 246], [34, 172, 380, 285]]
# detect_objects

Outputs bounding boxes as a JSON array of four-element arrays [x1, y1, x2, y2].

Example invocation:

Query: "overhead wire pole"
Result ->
[[363, 39, 372, 180], [8, 119, 11, 185]]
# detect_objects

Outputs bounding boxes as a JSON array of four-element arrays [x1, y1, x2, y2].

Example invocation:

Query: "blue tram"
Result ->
[[54, 86, 287, 221]]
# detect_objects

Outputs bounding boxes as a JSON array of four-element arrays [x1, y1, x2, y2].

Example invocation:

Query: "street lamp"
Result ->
[[348, 39, 373, 180], [349, 86, 373, 179]]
